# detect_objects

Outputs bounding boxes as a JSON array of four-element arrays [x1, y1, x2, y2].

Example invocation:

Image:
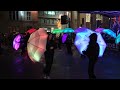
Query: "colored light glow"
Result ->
[[13, 34, 21, 50], [62, 34, 68, 43], [51, 29, 63, 34], [27, 28, 48, 62], [66, 12, 69, 16], [26, 28, 36, 34], [20, 11, 24, 16], [74, 29, 106, 57], [74, 27, 88, 33], [95, 28, 104, 33], [62, 28, 74, 33], [57, 20, 62, 29], [103, 29, 116, 38], [115, 33, 120, 44]]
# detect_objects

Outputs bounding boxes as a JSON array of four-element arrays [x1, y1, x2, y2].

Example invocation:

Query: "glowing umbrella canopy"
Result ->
[[51, 29, 63, 34], [13, 34, 22, 50], [103, 29, 116, 38], [74, 27, 88, 33], [74, 29, 106, 57], [62, 34, 68, 43], [27, 28, 48, 62], [115, 33, 120, 44], [62, 28, 74, 33], [26, 28, 36, 34], [95, 28, 104, 33]]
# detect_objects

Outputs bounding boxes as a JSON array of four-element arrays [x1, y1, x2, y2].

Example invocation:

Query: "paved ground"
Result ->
[[0, 45, 120, 79]]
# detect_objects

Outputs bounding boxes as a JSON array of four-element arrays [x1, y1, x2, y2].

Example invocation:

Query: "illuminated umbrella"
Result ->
[[103, 29, 116, 38], [51, 29, 63, 34], [74, 29, 106, 57], [115, 33, 120, 44], [62, 28, 74, 33], [74, 27, 88, 33], [26, 28, 36, 34], [95, 28, 104, 33], [13, 34, 22, 50], [62, 34, 68, 43], [27, 28, 48, 62]]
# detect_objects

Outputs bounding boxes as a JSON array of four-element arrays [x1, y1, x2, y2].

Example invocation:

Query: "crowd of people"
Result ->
[[0, 27, 104, 79], [0, 29, 76, 79]]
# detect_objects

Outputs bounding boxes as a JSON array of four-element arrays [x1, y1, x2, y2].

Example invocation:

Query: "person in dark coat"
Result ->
[[58, 34, 62, 50], [43, 33, 56, 79], [20, 33, 30, 56], [65, 34, 73, 55], [83, 33, 99, 79]]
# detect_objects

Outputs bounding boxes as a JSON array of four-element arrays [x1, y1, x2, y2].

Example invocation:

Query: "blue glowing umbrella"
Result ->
[[74, 27, 88, 33], [103, 29, 116, 38], [74, 29, 106, 57], [115, 33, 120, 44], [62, 34, 68, 43], [95, 28, 104, 33], [62, 28, 74, 33]]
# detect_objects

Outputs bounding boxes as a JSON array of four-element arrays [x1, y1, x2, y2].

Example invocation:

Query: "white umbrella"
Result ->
[[27, 28, 48, 62]]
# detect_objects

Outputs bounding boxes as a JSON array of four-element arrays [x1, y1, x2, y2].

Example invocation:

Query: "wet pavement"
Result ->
[[0, 45, 120, 79]]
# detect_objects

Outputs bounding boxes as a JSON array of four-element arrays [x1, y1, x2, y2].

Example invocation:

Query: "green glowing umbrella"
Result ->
[[51, 29, 63, 34]]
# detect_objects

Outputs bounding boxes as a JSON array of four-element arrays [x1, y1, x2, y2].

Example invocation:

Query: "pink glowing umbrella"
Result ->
[[62, 34, 68, 43], [13, 34, 22, 50], [26, 28, 36, 34], [74, 27, 88, 33], [27, 28, 48, 62], [95, 28, 104, 33]]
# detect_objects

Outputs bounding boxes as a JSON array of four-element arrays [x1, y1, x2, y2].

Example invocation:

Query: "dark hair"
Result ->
[[89, 33, 97, 43]]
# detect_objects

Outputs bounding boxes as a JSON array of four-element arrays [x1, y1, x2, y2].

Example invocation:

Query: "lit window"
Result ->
[[44, 11, 48, 15], [86, 13, 91, 22], [48, 11, 55, 15], [26, 11, 31, 20], [20, 11, 24, 16]]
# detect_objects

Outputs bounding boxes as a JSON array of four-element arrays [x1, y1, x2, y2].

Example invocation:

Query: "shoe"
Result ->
[[43, 75, 47, 79], [46, 76, 51, 79], [89, 75, 96, 79]]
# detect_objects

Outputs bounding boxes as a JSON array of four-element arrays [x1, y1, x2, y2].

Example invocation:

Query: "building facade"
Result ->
[[38, 11, 70, 32], [76, 12, 110, 30], [0, 11, 39, 33], [8, 11, 39, 33], [0, 11, 111, 33]]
